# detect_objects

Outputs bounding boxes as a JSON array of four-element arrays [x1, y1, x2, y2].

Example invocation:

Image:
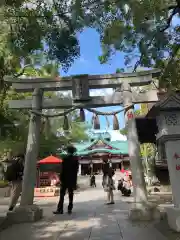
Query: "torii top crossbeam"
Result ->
[[4, 69, 160, 92], [4, 69, 161, 109]]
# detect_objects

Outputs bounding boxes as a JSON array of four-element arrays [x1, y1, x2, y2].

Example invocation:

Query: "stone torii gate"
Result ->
[[4, 69, 161, 223]]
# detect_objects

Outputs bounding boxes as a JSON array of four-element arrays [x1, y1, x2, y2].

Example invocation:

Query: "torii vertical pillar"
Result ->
[[7, 88, 43, 223], [122, 82, 160, 220], [21, 88, 43, 206]]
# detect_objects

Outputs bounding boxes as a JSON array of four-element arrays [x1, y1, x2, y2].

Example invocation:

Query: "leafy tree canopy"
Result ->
[[2, 0, 179, 90], [0, 52, 89, 158], [0, 0, 81, 78], [71, 0, 180, 88]]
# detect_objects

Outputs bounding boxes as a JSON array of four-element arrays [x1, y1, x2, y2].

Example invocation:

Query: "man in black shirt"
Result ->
[[53, 145, 79, 214]]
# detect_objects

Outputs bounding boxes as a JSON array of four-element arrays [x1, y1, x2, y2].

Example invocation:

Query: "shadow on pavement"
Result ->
[[0, 191, 130, 240], [0, 187, 175, 240]]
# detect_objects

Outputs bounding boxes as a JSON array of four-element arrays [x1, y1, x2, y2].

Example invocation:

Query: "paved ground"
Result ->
[[0, 183, 175, 240]]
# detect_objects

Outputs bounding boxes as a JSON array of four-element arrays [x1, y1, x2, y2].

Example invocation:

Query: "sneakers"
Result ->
[[53, 209, 72, 215], [8, 206, 14, 211], [106, 202, 115, 205]]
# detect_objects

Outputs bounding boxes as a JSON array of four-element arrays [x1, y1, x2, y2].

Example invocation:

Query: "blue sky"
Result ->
[[59, 15, 179, 130], [60, 28, 139, 130], [61, 28, 133, 76]]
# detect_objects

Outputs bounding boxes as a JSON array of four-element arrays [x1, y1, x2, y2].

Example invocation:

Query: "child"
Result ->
[[105, 168, 115, 205]]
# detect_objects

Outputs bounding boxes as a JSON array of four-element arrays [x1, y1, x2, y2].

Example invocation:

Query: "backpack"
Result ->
[[3, 159, 22, 182]]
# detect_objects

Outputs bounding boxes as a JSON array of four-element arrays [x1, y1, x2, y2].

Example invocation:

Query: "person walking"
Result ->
[[102, 157, 109, 188], [90, 174, 96, 187], [4, 154, 25, 211], [104, 168, 115, 205], [53, 145, 79, 215]]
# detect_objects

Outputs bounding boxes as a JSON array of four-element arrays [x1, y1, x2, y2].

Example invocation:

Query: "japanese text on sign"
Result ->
[[174, 153, 180, 171]]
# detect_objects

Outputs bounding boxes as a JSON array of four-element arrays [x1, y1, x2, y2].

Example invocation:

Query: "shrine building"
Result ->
[[74, 132, 129, 175]]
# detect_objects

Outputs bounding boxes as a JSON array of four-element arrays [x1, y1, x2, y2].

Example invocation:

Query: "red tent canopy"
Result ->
[[38, 155, 63, 164]]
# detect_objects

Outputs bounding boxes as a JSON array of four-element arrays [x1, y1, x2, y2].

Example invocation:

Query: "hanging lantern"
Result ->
[[63, 115, 69, 131], [79, 108, 85, 122], [113, 114, 119, 130], [93, 114, 100, 129]]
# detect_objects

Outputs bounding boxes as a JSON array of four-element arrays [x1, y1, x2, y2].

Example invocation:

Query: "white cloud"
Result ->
[[90, 88, 113, 96], [108, 130, 127, 141]]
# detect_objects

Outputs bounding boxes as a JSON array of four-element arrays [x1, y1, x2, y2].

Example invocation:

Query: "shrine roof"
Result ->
[[76, 147, 127, 156], [74, 134, 128, 155], [146, 93, 180, 118], [109, 140, 128, 152], [74, 142, 93, 152]]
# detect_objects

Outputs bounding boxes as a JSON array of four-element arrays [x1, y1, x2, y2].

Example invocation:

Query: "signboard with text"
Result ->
[[174, 153, 180, 170], [165, 140, 180, 207], [34, 187, 60, 197]]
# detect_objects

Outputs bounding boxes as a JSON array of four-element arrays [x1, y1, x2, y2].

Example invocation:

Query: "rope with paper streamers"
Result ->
[[32, 104, 134, 132]]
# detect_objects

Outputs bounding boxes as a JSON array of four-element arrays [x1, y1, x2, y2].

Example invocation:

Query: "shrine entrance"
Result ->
[[73, 132, 129, 175], [4, 69, 161, 223]]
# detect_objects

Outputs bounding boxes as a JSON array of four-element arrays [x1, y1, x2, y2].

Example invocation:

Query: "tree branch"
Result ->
[[14, 64, 33, 77], [133, 5, 179, 72], [160, 44, 180, 81]]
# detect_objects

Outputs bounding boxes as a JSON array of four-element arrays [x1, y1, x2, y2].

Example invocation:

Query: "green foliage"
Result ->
[[156, 49, 180, 89], [141, 143, 156, 160], [1, 1, 80, 71], [0, 54, 88, 159], [0, 0, 82, 94], [116, 68, 125, 73], [51, 110, 89, 144], [119, 128, 127, 136], [22, 53, 60, 77], [69, 122, 89, 142], [39, 133, 65, 158], [72, 0, 180, 87]]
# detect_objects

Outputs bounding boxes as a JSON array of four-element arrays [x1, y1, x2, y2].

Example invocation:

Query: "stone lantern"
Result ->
[[153, 93, 180, 231]]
